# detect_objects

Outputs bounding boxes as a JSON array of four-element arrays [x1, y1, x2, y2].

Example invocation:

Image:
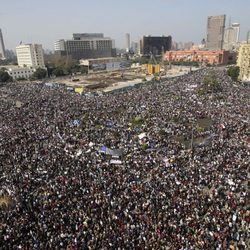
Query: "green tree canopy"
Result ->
[[32, 68, 47, 80], [52, 67, 65, 77], [0, 69, 12, 82], [227, 66, 240, 82], [198, 70, 222, 95]]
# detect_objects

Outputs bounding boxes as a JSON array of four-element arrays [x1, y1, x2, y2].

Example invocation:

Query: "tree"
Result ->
[[32, 67, 47, 80], [52, 67, 65, 77], [198, 70, 222, 95], [0, 69, 12, 82], [227, 66, 240, 82]]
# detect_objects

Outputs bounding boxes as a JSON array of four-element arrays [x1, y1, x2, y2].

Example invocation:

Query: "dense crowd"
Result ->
[[0, 68, 249, 249]]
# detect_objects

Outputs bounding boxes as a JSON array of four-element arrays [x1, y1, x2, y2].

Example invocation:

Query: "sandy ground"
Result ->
[[46, 66, 200, 92]]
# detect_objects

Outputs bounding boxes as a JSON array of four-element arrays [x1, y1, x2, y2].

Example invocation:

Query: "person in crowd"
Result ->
[[0, 68, 249, 249]]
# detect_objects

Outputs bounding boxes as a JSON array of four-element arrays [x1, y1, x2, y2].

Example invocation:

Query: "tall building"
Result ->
[[237, 42, 250, 81], [206, 15, 226, 50], [247, 30, 250, 44], [54, 33, 116, 60], [223, 23, 240, 50], [16, 44, 45, 68], [125, 33, 130, 52], [140, 35, 172, 56], [232, 23, 240, 43], [131, 41, 139, 54], [0, 29, 6, 60]]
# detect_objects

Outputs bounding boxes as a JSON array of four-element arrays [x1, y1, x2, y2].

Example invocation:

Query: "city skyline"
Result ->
[[0, 0, 249, 50]]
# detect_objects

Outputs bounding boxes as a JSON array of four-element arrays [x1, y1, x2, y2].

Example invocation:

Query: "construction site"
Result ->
[[47, 61, 198, 94]]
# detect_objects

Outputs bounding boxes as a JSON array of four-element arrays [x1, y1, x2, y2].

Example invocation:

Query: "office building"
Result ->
[[232, 23, 240, 43], [54, 33, 116, 60], [140, 35, 172, 56], [131, 41, 139, 54], [3, 65, 35, 80], [125, 33, 130, 52], [247, 30, 250, 44], [0, 29, 6, 60], [223, 23, 240, 50], [206, 15, 226, 50], [16, 44, 45, 68], [237, 42, 250, 81]]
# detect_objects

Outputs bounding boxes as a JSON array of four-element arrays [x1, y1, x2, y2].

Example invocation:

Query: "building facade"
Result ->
[[0, 29, 6, 60], [79, 57, 130, 72], [54, 33, 116, 60], [237, 43, 250, 81], [223, 23, 240, 51], [131, 41, 139, 54], [125, 33, 130, 52], [16, 44, 45, 68], [206, 15, 226, 50], [164, 49, 236, 65], [140, 35, 172, 56], [4, 66, 35, 80], [247, 30, 250, 44]]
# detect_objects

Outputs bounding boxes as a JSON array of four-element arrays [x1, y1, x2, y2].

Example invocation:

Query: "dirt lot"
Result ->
[[48, 69, 147, 91]]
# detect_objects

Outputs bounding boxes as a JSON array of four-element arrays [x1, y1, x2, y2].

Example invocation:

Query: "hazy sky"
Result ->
[[1, 0, 249, 50]]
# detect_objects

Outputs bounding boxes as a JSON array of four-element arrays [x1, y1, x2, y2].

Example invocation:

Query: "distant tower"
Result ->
[[232, 23, 240, 43], [0, 29, 6, 59], [206, 15, 226, 50], [247, 30, 250, 44], [125, 33, 130, 52], [131, 41, 139, 54]]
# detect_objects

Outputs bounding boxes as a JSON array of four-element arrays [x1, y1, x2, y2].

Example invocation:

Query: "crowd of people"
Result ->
[[0, 68, 249, 249]]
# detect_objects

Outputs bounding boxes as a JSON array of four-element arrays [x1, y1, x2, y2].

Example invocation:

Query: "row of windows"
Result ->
[[9, 71, 32, 74]]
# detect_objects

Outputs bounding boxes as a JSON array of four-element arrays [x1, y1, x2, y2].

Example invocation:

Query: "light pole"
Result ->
[[190, 120, 195, 153]]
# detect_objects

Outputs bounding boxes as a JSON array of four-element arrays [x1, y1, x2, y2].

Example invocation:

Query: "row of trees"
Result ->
[[45, 54, 88, 77], [0, 53, 88, 82]]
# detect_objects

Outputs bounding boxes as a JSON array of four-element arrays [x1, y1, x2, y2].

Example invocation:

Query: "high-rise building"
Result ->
[[16, 44, 45, 68], [125, 33, 130, 52], [232, 23, 240, 43], [131, 41, 139, 54], [0, 29, 6, 60], [223, 23, 240, 50], [54, 33, 116, 60], [237, 42, 250, 81], [247, 30, 250, 44], [206, 15, 226, 50], [140, 35, 172, 56]]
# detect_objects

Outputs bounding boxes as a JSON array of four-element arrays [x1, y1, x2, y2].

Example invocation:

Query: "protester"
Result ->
[[0, 68, 249, 249]]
